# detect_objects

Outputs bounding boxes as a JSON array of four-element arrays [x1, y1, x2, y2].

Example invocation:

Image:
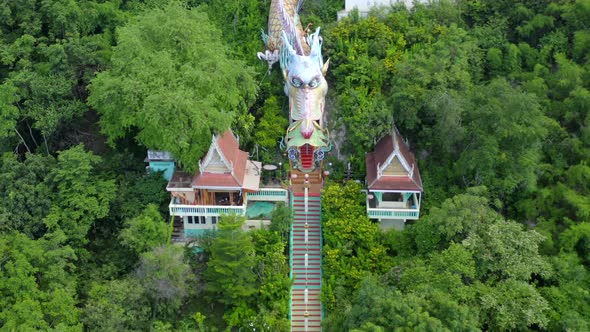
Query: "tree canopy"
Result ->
[[88, 2, 257, 171]]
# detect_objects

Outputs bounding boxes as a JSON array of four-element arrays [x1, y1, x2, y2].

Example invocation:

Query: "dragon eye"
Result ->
[[291, 77, 303, 88], [308, 78, 320, 88]]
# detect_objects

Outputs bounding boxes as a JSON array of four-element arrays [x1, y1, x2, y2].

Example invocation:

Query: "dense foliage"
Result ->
[[319, 1, 590, 330], [1, 0, 590, 330]]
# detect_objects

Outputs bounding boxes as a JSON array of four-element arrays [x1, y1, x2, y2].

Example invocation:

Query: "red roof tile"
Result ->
[[369, 176, 422, 191], [366, 127, 423, 191], [193, 173, 241, 188], [192, 130, 257, 189]]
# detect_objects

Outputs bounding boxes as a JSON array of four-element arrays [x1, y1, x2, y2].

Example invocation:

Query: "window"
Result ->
[[211, 216, 218, 224], [200, 216, 206, 224], [187, 216, 194, 224]]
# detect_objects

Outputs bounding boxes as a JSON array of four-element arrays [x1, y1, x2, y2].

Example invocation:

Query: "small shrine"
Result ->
[[366, 126, 423, 230]]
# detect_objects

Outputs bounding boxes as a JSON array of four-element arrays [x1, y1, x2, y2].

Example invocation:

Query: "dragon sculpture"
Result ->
[[258, 0, 331, 173]]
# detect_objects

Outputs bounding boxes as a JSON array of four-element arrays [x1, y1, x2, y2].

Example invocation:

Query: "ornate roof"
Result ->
[[366, 126, 423, 192], [192, 130, 260, 190]]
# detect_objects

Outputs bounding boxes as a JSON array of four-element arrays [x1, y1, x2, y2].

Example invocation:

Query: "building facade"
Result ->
[[165, 130, 288, 239]]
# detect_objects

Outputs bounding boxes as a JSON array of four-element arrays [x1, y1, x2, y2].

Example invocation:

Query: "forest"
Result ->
[[1, 0, 589, 331]]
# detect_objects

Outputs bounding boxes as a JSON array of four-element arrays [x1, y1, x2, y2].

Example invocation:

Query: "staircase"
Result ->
[[290, 190, 322, 331], [300, 144, 314, 169]]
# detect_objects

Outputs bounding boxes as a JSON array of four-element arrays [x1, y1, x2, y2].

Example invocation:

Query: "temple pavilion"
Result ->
[[365, 126, 423, 230]]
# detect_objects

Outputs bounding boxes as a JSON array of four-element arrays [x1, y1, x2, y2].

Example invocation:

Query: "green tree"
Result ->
[[43, 145, 116, 247], [120, 204, 169, 255], [253, 96, 288, 163], [0, 81, 19, 143], [410, 187, 498, 255], [134, 245, 193, 320], [0, 231, 80, 331], [0, 152, 54, 238], [89, 2, 257, 171], [83, 278, 151, 332], [539, 253, 590, 331], [249, 229, 290, 331], [322, 182, 392, 314], [464, 220, 550, 281], [269, 201, 292, 242], [204, 214, 257, 327], [478, 279, 550, 331]]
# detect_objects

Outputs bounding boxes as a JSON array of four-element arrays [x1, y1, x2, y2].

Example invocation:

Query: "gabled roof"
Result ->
[[192, 130, 260, 190], [366, 126, 423, 192]]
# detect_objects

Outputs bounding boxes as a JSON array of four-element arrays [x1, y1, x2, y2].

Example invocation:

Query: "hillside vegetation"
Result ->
[[0, 0, 589, 330]]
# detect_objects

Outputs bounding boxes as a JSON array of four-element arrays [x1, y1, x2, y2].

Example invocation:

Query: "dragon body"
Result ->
[[259, 0, 330, 172]]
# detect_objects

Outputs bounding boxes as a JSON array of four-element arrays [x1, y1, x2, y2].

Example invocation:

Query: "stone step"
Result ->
[[292, 231, 320, 236], [292, 305, 322, 310], [292, 250, 321, 255], [293, 289, 321, 294], [292, 251, 321, 255], [292, 204, 320, 208], [292, 240, 320, 245], [293, 281, 321, 286], [292, 192, 321, 197], [292, 236, 320, 240], [292, 244, 321, 248], [292, 257, 322, 261], [292, 308, 321, 314], [291, 295, 321, 308], [293, 266, 320, 274], [292, 294, 321, 300], [292, 222, 321, 226], [292, 262, 320, 267], [292, 273, 321, 278], [292, 240, 321, 244], [292, 242, 321, 246], [290, 194, 322, 330], [292, 298, 321, 303], [293, 277, 321, 283], [293, 236, 321, 240]]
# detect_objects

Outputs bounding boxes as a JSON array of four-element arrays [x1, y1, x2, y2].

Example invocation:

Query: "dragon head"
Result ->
[[281, 28, 330, 139]]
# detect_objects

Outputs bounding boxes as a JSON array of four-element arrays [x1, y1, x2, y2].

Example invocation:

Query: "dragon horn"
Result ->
[[281, 31, 296, 58], [309, 27, 324, 67]]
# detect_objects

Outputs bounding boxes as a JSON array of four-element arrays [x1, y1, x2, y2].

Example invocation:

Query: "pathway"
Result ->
[[290, 190, 322, 331]]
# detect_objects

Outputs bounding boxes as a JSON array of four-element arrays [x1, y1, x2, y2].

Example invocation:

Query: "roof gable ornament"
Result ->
[[199, 134, 233, 174], [377, 126, 412, 177]]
